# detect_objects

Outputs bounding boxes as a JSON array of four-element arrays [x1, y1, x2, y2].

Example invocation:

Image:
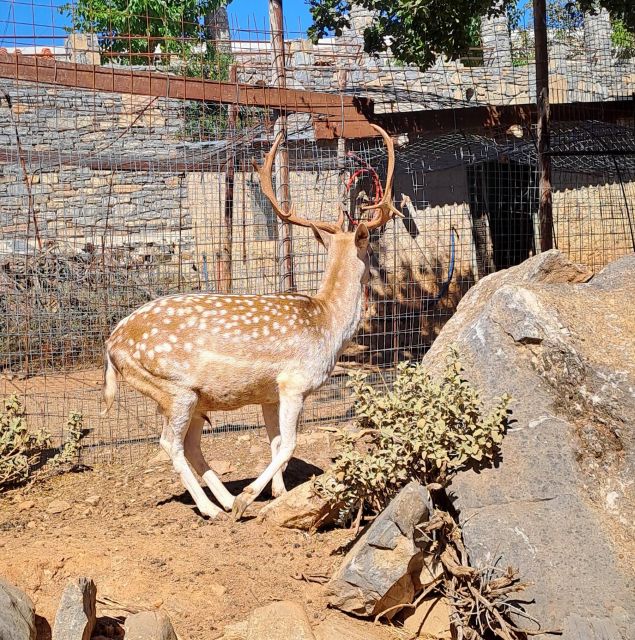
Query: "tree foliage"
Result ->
[[61, 0, 229, 67], [309, 0, 511, 69], [309, 0, 635, 69]]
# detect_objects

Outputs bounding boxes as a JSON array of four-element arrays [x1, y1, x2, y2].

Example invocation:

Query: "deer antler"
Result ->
[[361, 124, 404, 230], [252, 133, 345, 234], [254, 124, 402, 234]]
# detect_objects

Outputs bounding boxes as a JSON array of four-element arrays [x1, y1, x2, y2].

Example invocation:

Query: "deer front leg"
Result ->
[[167, 392, 224, 519], [159, 415, 175, 456], [262, 402, 287, 498], [184, 414, 235, 512], [232, 394, 302, 520]]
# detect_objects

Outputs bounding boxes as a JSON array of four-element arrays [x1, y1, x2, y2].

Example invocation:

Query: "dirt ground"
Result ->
[[0, 428, 400, 640]]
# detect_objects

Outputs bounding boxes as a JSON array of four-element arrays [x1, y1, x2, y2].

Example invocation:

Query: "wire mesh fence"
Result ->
[[0, 1, 633, 462]]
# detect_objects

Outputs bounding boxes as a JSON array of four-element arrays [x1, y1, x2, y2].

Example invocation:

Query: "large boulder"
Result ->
[[423, 251, 635, 639], [0, 578, 36, 640], [52, 576, 97, 640], [326, 481, 436, 618]]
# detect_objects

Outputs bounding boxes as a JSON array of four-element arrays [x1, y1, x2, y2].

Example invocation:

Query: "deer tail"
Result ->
[[101, 350, 119, 417]]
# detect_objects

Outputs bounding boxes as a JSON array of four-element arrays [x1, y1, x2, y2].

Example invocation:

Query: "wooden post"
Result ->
[[533, 0, 553, 251], [269, 0, 295, 291], [337, 68, 349, 220], [217, 64, 238, 293]]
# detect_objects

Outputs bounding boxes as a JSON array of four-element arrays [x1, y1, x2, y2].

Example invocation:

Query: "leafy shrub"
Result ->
[[0, 395, 85, 490], [611, 18, 635, 60], [315, 348, 511, 521]]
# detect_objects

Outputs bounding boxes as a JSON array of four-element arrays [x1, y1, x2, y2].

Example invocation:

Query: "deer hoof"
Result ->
[[271, 484, 287, 498], [231, 492, 252, 520], [198, 504, 225, 520]]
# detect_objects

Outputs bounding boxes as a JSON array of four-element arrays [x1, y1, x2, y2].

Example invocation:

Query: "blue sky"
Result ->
[[0, 1, 534, 49], [0, 0, 313, 47]]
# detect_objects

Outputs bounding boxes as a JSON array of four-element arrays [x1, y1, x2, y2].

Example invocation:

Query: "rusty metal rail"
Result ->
[[0, 52, 632, 141], [0, 51, 375, 136]]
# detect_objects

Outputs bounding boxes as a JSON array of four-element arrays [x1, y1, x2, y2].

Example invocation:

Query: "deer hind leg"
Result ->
[[262, 402, 286, 498], [184, 413, 235, 511], [167, 391, 223, 519], [232, 393, 302, 520]]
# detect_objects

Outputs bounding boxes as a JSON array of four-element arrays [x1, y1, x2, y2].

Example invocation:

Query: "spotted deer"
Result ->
[[101, 124, 401, 520]]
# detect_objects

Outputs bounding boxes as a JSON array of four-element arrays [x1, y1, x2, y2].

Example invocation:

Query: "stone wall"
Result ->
[[0, 78, 190, 270], [237, 10, 634, 111]]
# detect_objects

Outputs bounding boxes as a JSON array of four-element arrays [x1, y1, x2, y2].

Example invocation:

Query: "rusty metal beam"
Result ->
[[0, 51, 373, 125], [315, 99, 634, 139], [1, 52, 631, 142]]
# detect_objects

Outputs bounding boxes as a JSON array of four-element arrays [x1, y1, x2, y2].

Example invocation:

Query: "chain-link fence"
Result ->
[[0, 2, 633, 462]]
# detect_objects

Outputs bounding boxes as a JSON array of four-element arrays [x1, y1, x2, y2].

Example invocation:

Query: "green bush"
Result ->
[[0, 395, 85, 490], [315, 348, 511, 521]]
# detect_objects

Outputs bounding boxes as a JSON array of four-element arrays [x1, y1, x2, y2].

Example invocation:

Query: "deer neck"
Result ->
[[315, 255, 364, 347]]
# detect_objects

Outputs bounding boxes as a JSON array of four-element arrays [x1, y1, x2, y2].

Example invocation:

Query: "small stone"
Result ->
[[249, 445, 261, 455], [124, 611, 177, 640], [47, 499, 72, 515], [147, 449, 171, 466], [27, 521, 37, 529], [209, 459, 234, 476], [297, 432, 327, 446], [18, 500, 35, 512], [237, 434, 250, 443], [258, 479, 339, 531], [209, 583, 226, 598], [219, 601, 314, 640], [85, 495, 101, 507]]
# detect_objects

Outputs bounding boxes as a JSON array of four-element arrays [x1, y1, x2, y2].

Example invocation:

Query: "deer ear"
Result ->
[[310, 223, 332, 249], [354, 223, 370, 251]]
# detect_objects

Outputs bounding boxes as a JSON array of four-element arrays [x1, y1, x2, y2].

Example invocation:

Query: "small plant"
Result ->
[[0, 395, 50, 488], [0, 395, 85, 490], [49, 411, 85, 468], [315, 347, 511, 522]]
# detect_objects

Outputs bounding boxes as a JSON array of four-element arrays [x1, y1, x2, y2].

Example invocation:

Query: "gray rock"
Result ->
[[124, 611, 177, 640], [327, 481, 435, 618], [52, 577, 97, 640], [423, 251, 635, 640], [0, 578, 36, 640]]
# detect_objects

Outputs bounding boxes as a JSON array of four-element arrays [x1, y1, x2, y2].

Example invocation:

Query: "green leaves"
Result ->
[[315, 347, 512, 522], [309, 0, 635, 70], [1, 395, 85, 490], [309, 0, 511, 69], [60, 0, 232, 72]]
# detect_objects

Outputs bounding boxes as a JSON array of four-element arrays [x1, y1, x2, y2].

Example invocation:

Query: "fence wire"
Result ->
[[0, 1, 633, 462]]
